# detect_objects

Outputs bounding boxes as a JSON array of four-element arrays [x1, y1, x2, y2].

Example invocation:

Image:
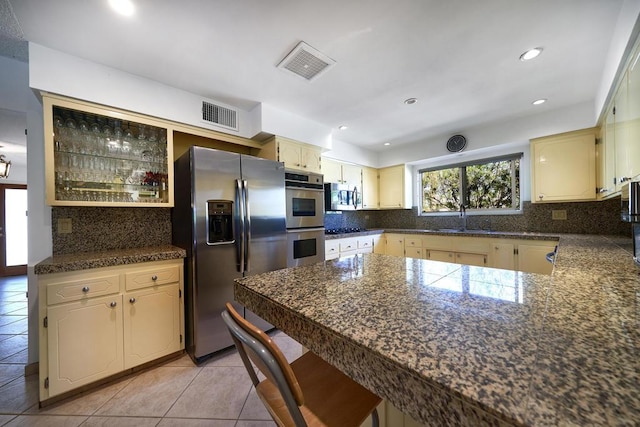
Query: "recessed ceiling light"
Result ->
[[109, 0, 135, 16], [404, 98, 417, 105], [338, 125, 348, 130], [520, 47, 543, 61], [532, 98, 547, 105], [384, 142, 391, 146]]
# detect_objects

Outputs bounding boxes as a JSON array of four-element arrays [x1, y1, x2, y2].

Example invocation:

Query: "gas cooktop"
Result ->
[[325, 228, 366, 235]]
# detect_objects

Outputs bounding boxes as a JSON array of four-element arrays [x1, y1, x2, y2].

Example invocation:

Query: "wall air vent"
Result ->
[[202, 101, 238, 131], [277, 41, 336, 81]]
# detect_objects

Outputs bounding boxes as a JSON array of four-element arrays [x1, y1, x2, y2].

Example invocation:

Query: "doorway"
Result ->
[[0, 184, 27, 276]]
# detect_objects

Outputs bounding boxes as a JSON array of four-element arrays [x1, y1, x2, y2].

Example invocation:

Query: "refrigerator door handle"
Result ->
[[236, 179, 245, 274], [243, 179, 251, 272]]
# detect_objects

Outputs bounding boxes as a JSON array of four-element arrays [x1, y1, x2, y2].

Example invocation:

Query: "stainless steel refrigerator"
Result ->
[[172, 146, 287, 363]]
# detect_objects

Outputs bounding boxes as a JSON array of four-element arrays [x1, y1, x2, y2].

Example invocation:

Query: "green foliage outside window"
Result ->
[[421, 155, 521, 213]]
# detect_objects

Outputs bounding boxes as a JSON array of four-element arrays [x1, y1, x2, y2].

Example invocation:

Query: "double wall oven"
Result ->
[[285, 170, 325, 267]]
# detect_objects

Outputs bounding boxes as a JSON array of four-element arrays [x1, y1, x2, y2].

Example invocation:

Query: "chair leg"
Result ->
[[372, 408, 380, 427]]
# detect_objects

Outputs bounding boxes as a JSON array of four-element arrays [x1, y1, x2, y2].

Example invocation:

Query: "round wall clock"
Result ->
[[446, 135, 467, 153]]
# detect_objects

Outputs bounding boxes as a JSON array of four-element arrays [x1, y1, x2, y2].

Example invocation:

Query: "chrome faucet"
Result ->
[[459, 204, 467, 231]]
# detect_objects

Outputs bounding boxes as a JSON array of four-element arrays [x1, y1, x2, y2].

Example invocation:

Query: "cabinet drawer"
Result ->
[[125, 265, 181, 291], [339, 238, 358, 252], [47, 274, 121, 305], [357, 237, 373, 249], [325, 240, 339, 253], [404, 237, 422, 248]]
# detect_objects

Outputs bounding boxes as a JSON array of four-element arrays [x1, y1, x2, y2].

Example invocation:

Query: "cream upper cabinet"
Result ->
[[598, 104, 617, 198], [322, 158, 362, 185], [362, 166, 379, 209], [260, 136, 322, 173], [379, 165, 411, 209], [531, 128, 596, 203], [624, 49, 640, 186], [322, 158, 342, 183]]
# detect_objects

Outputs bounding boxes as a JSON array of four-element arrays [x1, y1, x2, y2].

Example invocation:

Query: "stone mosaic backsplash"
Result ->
[[52, 207, 172, 255], [53, 196, 629, 255], [325, 197, 632, 236]]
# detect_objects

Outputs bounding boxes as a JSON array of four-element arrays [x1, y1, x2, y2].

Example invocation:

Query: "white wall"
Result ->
[[26, 89, 48, 365], [255, 103, 332, 149], [28, 43, 257, 139], [322, 137, 379, 167], [0, 55, 29, 184]]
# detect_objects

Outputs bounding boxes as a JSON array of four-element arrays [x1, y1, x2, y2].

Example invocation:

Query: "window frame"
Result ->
[[418, 153, 523, 215]]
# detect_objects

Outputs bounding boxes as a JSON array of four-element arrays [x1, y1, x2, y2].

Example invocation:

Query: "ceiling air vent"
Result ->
[[277, 41, 336, 81], [202, 101, 238, 131]]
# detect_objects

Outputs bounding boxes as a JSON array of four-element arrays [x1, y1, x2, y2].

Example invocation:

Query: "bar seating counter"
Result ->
[[234, 233, 638, 426]]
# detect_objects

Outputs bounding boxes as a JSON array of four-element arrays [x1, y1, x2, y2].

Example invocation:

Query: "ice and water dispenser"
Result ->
[[206, 200, 234, 244]]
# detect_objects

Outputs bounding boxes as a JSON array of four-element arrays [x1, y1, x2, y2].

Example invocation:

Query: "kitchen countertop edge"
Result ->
[[34, 245, 187, 275], [324, 228, 560, 241]]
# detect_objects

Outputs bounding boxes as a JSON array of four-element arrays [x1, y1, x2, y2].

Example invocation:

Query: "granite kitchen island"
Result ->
[[234, 234, 638, 426]]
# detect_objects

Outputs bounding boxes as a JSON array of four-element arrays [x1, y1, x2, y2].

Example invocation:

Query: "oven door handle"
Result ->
[[286, 227, 326, 233]]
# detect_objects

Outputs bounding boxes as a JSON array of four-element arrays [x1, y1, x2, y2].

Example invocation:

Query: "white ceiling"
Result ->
[[0, 0, 634, 152]]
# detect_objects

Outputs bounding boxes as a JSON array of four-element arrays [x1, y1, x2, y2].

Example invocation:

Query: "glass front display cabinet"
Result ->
[[43, 95, 174, 207]]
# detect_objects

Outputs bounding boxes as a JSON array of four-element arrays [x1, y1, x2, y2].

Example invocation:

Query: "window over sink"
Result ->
[[419, 153, 522, 214]]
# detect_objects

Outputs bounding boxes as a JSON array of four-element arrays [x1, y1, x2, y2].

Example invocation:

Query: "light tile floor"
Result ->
[[0, 275, 303, 426]]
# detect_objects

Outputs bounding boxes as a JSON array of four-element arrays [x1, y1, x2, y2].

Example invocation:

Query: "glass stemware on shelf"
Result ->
[[52, 105, 169, 203]]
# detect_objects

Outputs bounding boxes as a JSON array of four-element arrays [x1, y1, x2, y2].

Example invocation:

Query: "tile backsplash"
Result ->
[[53, 196, 630, 255], [325, 197, 631, 237], [52, 207, 172, 255]]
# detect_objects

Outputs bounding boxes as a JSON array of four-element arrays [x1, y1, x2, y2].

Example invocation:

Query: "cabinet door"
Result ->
[[531, 129, 596, 202], [278, 140, 302, 169], [123, 283, 181, 368], [379, 165, 405, 208], [385, 234, 405, 257], [322, 158, 342, 183], [47, 294, 124, 396], [362, 167, 379, 209], [341, 164, 362, 187], [517, 244, 555, 275], [615, 71, 630, 190], [598, 104, 617, 196], [301, 146, 322, 173], [373, 234, 385, 254], [626, 50, 640, 183], [44, 95, 173, 207], [491, 242, 515, 270], [456, 252, 487, 267], [428, 250, 455, 263]]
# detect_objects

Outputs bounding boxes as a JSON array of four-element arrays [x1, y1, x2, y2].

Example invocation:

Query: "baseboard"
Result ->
[[24, 362, 39, 377]]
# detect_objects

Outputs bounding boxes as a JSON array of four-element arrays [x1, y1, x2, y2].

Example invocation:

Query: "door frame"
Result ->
[[0, 184, 27, 276]]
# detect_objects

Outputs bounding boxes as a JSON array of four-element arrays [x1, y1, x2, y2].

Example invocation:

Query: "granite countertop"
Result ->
[[234, 234, 639, 426], [34, 245, 187, 275], [325, 228, 560, 241]]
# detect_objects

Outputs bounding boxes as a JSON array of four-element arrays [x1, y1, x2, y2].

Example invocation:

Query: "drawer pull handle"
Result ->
[[82, 286, 90, 293], [110, 301, 117, 308], [129, 297, 136, 304], [151, 275, 158, 281]]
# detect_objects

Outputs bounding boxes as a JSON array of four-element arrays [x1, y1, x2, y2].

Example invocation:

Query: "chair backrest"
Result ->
[[221, 303, 307, 426]]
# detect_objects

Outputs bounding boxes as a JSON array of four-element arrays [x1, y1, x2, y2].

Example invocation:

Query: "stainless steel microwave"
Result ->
[[324, 182, 362, 211]]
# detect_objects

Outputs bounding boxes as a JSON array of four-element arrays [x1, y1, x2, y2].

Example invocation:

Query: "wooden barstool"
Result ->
[[221, 302, 381, 427]]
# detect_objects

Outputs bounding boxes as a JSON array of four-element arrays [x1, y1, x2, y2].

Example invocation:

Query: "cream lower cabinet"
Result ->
[[46, 293, 124, 397], [383, 233, 556, 274], [325, 235, 376, 260], [39, 259, 184, 402]]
